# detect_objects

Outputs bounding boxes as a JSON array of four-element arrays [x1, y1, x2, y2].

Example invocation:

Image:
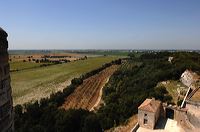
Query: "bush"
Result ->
[[14, 52, 200, 131], [14, 59, 122, 131], [177, 99, 183, 106]]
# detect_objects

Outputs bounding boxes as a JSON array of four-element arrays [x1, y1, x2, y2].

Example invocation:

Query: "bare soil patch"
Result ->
[[9, 53, 84, 62], [61, 65, 119, 110]]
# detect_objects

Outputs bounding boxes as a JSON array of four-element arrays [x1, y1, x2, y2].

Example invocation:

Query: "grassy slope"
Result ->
[[158, 80, 187, 104], [11, 56, 118, 105]]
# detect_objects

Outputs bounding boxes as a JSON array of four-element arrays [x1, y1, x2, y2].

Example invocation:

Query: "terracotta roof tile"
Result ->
[[138, 98, 161, 112]]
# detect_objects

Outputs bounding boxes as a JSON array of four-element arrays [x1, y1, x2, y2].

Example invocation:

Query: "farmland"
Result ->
[[11, 56, 119, 105], [10, 53, 84, 63], [61, 65, 119, 111], [14, 52, 200, 131], [10, 61, 46, 71]]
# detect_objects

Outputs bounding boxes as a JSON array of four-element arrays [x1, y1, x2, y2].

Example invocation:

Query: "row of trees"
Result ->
[[96, 51, 200, 129], [14, 59, 122, 132], [14, 52, 200, 131]]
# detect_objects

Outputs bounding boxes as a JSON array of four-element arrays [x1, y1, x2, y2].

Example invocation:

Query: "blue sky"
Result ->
[[1, 0, 200, 49]]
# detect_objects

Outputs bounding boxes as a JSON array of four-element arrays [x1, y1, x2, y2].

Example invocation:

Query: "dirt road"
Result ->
[[61, 65, 119, 110]]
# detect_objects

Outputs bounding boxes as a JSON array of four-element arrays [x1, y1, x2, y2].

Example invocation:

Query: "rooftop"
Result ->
[[138, 98, 161, 113]]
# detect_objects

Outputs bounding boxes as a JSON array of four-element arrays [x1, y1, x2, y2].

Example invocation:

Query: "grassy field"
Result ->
[[10, 61, 47, 71], [11, 56, 119, 105]]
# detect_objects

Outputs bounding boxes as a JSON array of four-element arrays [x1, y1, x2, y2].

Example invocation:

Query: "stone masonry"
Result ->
[[138, 98, 161, 129], [0, 28, 14, 132], [180, 69, 200, 90]]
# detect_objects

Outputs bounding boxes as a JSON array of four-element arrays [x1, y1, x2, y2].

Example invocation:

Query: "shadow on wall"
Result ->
[[154, 117, 167, 129]]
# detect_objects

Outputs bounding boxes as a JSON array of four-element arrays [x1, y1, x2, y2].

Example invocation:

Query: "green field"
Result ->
[[11, 56, 119, 105], [10, 61, 47, 71]]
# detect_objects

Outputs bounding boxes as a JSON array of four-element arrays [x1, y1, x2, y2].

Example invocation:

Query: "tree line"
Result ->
[[14, 51, 200, 131], [96, 51, 200, 129], [14, 59, 122, 132]]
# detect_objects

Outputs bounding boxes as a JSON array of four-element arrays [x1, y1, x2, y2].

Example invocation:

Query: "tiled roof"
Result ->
[[138, 98, 161, 112]]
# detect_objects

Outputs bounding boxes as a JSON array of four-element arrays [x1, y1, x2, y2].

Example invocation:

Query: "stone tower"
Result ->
[[0, 28, 14, 131]]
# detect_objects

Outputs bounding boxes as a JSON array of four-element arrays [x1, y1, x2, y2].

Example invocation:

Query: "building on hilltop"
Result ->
[[168, 56, 174, 63], [137, 98, 190, 131], [180, 69, 200, 89], [136, 70, 200, 131], [138, 98, 161, 129], [0, 28, 14, 132]]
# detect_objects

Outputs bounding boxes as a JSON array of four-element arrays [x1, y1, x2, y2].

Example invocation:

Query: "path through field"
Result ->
[[61, 65, 119, 110]]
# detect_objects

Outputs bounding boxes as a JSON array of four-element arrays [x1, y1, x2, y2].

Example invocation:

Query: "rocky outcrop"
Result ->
[[0, 28, 14, 132]]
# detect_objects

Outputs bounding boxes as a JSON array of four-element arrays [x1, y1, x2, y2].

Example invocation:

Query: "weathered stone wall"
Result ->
[[174, 109, 191, 129], [186, 100, 200, 128], [180, 70, 199, 89], [138, 110, 156, 129], [0, 28, 14, 132]]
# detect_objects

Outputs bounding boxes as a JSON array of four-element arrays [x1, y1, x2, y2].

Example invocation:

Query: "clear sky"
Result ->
[[1, 0, 200, 50]]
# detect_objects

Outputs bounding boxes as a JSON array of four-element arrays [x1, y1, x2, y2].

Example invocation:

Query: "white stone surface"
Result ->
[[136, 119, 185, 132]]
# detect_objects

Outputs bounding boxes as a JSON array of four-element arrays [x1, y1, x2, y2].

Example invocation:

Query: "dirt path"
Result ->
[[90, 78, 109, 111], [61, 65, 119, 110]]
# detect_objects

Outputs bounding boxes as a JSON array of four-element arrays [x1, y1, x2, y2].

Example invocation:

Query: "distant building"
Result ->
[[138, 98, 161, 129], [168, 56, 174, 63], [0, 28, 14, 132]]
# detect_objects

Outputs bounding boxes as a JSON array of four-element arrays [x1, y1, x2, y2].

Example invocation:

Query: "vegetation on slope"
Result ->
[[14, 59, 122, 132], [97, 51, 200, 129], [61, 65, 119, 110], [14, 52, 200, 131]]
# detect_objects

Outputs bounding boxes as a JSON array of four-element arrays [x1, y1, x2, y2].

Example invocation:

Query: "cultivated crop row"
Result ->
[[61, 65, 119, 110]]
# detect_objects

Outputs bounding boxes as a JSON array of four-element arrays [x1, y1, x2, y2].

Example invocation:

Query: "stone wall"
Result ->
[[138, 110, 159, 129], [186, 100, 200, 128], [0, 28, 14, 132], [174, 109, 192, 129], [180, 70, 199, 89]]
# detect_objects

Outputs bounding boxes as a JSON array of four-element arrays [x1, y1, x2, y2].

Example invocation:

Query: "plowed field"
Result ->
[[61, 65, 119, 110]]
